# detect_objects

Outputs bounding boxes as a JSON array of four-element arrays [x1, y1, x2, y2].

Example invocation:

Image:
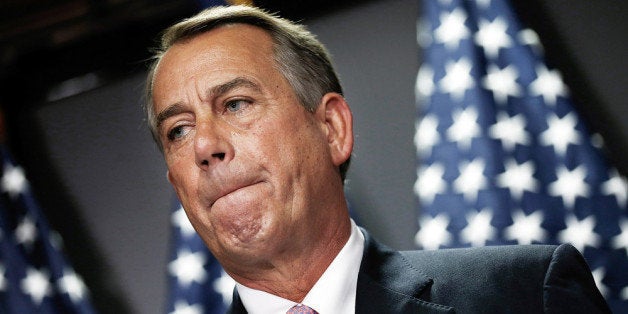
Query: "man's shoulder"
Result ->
[[400, 243, 566, 267], [397, 243, 580, 284], [359, 228, 575, 281], [390, 243, 609, 313]]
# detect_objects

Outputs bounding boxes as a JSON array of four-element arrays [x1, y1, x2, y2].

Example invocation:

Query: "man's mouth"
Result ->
[[209, 181, 262, 207]]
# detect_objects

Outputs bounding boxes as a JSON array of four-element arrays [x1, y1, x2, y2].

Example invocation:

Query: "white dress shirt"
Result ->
[[236, 219, 365, 314]]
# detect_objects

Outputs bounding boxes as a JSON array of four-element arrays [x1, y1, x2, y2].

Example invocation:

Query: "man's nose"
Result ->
[[194, 122, 231, 170]]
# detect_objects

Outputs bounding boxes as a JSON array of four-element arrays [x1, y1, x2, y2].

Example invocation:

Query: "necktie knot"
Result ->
[[287, 304, 318, 314]]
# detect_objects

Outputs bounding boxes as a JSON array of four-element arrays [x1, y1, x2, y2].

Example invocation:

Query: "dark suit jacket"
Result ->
[[227, 229, 610, 313]]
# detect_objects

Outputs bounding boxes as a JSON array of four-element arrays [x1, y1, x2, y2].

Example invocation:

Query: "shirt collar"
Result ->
[[236, 219, 364, 314]]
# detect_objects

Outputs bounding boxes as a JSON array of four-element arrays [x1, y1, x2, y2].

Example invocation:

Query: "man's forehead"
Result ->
[[149, 22, 304, 118]]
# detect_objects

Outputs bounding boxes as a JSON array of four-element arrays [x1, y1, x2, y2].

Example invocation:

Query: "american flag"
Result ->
[[0, 145, 96, 313], [413, 0, 627, 312], [165, 200, 235, 314]]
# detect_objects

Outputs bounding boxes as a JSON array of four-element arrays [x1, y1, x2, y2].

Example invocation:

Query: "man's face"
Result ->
[[152, 24, 343, 265]]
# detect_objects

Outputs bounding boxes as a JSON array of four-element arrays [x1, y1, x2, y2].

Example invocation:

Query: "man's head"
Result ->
[[146, 5, 350, 179], [147, 5, 354, 278]]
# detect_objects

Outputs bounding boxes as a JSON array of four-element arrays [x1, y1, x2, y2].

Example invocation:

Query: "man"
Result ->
[[146, 5, 610, 313]]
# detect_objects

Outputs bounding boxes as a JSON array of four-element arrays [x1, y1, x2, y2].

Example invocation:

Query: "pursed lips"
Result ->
[[208, 180, 262, 208]]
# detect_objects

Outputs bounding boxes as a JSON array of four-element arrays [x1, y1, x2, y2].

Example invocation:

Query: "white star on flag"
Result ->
[[504, 210, 547, 244], [415, 114, 440, 157], [475, 17, 512, 58], [482, 64, 521, 104], [434, 8, 469, 49], [2, 163, 27, 198], [540, 112, 580, 156], [213, 270, 236, 305], [58, 268, 88, 303], [460, 208, 496, 246], [447, 106, 481, 149], [439, 58, 475, 101], [611, 219, 628, 257], [558, 214, 601, 252], [529, 65, 568, 106], [416, 214, 452, 250], [415, 163, 447, 205], [592, 267, 609, 298], [497, 159, 538, 200], [489, 112, 530, 151], [170, 300, 203, 314], [602, 170, 627, 208], [416, 64, 435, 100], [453, 158, 487, 203], [169, 249, 207, 287], [517, 29, 542, 53], [21, 267, 52, 305], [548, 165, 589, 209], [172, 206, 197, 238], [15, 215, 37, 248]]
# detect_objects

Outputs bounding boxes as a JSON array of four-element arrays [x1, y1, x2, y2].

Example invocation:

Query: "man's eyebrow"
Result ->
[[155, 102, 185, 131], [155, 77, 261, 130], [210, 77, 261, 97]]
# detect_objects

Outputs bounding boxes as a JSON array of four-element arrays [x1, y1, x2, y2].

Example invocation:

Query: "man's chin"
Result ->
[[208, 209, 266, 249], [211, 231, 278, 270]]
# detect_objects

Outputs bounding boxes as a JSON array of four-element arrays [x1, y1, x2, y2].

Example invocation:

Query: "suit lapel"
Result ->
[[355, 229, 454, 313]]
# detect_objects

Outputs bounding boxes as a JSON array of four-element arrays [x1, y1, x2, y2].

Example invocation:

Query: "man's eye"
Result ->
[[167, 125, 188, 141], [226, 99, 249, 112]]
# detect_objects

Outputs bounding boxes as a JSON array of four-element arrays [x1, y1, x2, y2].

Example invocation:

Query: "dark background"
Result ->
[[1, 0, 626, 313]]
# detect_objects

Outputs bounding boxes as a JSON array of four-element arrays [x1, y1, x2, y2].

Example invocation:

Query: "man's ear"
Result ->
[[317, 92, 353, 167], [167, 170, 174, 185]]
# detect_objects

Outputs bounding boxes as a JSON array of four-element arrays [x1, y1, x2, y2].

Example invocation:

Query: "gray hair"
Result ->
[[145, 5, 350, 180]]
